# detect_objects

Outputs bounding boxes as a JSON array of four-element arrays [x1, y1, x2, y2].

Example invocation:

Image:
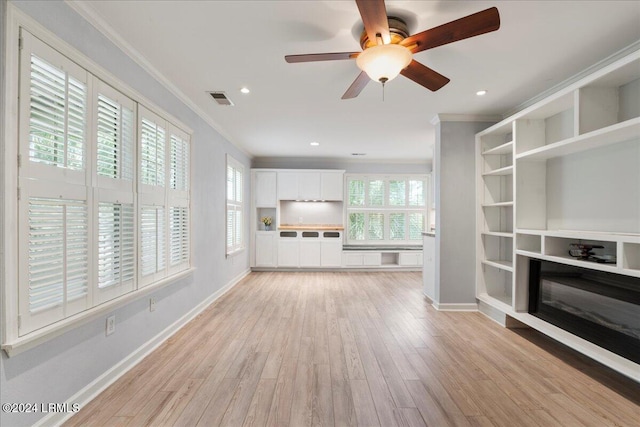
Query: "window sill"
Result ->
[[2, 267, 195, 357], [226, 248, 245, 258]]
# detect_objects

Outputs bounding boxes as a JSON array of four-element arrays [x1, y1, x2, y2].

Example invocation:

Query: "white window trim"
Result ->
[[1, 6, 194, 355]]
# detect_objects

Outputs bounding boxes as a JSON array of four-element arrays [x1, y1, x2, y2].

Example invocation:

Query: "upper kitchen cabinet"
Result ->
[[277, 170, 344, 201], [254, 170, 277, 207], [321, 171, 344, 201]]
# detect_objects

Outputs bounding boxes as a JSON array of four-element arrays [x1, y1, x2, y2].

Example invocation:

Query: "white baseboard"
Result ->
[[34, 269, 250, 427], [432, 302, 478, 311]]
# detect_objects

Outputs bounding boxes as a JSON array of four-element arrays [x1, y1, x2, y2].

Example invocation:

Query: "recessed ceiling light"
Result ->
[[351, 153, 367, 156], [476, 90, 487, 96], [310, 141, 320, 146], [240, 87, 250, 94]]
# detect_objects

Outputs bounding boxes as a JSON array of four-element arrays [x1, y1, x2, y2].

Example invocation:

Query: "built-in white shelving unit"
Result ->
[[476, 48, 640, 380]]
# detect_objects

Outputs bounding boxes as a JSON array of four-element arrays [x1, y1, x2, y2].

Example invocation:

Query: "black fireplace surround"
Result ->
[[528, 259, 640, 363]]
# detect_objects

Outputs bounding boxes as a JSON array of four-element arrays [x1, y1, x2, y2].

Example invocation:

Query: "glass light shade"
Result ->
[[356, 44, 412, 83]]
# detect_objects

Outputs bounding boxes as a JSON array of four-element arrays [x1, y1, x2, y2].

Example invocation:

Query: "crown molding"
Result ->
[[504, 39, 640, 118], [64, 0, 253, 160], [430, 114, 501, 125]]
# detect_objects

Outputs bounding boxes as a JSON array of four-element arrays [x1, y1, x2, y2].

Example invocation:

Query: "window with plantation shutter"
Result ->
[[226, 155, 244, 255], [12, 29, 193, 345], [346, 174, 428, 245]]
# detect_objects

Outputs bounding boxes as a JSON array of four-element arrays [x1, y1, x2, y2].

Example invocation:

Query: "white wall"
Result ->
[[434, 120, 496, 306], [1, 2, 250, 425]]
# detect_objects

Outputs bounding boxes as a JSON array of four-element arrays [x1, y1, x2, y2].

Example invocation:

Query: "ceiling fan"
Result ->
[[285, 0, 500, 99]]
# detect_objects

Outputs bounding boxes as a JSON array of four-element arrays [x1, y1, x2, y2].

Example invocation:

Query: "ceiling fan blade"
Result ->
[[356, 0, 390, 45], [401, 7, 500, 54], [285, 52, 359, 63], [401, 60, 450, 92], [342, 71, 370, 99]]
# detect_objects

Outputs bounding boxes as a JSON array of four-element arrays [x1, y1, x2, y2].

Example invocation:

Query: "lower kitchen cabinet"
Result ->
[[255, 232, 276, 267], [299, 241, 321, 267], [277, 239, 299, 267], [321, 241, 342, 267]]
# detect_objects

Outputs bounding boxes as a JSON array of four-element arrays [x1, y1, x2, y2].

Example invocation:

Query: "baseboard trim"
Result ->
[[432, 302, 478, 311], [34, 269, 250, 427]]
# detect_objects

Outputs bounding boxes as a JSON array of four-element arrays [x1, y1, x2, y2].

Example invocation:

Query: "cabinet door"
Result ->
[[363, 253, 382, 266], [343, 253, 364, 266], [277, 239, 299, 267], [299, 240, 321, 267], [321, 172, 344, 201], [255, 233, 275, 267], [277, 172, 299, 200], [399, 252, 422, 266], [255, 171, 277, 207], [298, 172, 321, 200], [321, 241, 342, 267]]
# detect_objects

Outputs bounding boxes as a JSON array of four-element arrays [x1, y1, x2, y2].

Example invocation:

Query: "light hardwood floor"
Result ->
[[65, 272, 640, 427]]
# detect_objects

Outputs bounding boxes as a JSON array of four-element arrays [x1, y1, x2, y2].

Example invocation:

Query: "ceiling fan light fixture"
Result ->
[[356, 44, 412, 83]]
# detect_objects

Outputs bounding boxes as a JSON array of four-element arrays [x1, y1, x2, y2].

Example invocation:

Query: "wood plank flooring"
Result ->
[[65, 272, 640, 427]]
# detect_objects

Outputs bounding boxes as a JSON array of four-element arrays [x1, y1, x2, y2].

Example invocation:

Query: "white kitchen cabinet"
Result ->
[[321, 172, 344, 201], [399, 252, 422, 266], [254, 171, 277, 207], [277, 238, 299, 267], [321, 241, 342, 267], [298, 173, 321, 200], [299, 240, 321, 267], [277, 172, 299, 200], [255, 232, 276, 267]]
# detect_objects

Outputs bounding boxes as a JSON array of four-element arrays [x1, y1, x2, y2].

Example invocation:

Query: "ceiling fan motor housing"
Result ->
[[360, 16, 410, 48]]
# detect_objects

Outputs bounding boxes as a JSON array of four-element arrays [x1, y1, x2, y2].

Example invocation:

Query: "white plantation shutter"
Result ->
[[390, 213, 406, 240], [226, 155, 244, 255], [409, 213, 424, 240], [169, 206, 189, 270], [96, 82, 135, 188], [170, 131, 189, 192], [96, 201, 135, 303], [21, 197, 89, 335], [20, 31, 88, 186], [139, 107, 167, 189], [140, 205, 166, 286]]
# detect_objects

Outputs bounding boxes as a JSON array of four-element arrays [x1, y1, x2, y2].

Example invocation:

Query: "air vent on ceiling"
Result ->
[[208, 91, 234, 106], [351, 153, 367, 156]]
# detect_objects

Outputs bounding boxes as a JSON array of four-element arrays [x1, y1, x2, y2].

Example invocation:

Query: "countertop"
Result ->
[[279, 224, 344, 231], [422, 232, 436, 237]]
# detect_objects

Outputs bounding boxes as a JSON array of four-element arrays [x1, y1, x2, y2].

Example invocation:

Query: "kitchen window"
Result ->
[[346, 175, 427, 245]]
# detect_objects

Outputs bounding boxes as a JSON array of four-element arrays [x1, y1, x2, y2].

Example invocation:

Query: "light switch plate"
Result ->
[[106, 315, 115, 336]]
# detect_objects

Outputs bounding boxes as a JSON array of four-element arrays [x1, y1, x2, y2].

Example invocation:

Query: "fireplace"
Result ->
[[528, 259, 640, 363]]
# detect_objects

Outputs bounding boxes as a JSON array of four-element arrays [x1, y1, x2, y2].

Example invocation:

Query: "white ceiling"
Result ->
[[77, 1, 640, 162]]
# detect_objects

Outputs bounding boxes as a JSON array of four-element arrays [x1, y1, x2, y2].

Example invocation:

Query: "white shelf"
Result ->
[[483, 201, 514, 208], [516, 250, 640, 278], [516, 228, 640, 242], [477, 292, 512, 312], [482, 259, 513, 272], [482, 165, 514, 176], [482, 141, 514, 156], [482, 231, 513, 238], [516, 117, 640, 160]]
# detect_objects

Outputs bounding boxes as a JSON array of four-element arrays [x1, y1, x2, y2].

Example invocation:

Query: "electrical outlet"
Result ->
[[106, 315, 115, 336], [149, 297, 156, 312]]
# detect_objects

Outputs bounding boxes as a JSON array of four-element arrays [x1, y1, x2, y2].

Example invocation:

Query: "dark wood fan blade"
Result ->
[[356, 0, 390, 45], [285, 52, 359, 63], [342, 71, 370, 99], [401, 7, 500, 54], [400, 60, 450, 91]]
